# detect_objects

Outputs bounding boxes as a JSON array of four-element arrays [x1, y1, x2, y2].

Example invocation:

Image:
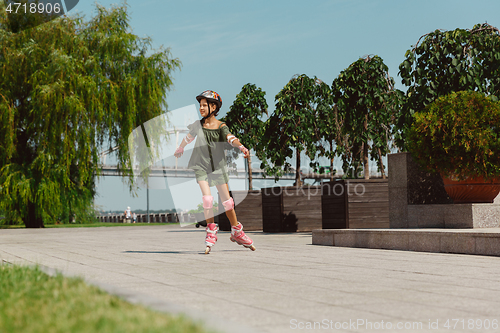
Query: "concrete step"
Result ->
[[312, 228, 500, 257]]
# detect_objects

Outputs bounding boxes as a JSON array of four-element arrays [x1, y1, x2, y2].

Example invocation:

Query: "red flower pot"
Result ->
[[442, 175, 500, 203]]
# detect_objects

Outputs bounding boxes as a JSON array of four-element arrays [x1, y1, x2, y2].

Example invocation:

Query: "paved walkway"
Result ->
[[1, 225, 500, 333]]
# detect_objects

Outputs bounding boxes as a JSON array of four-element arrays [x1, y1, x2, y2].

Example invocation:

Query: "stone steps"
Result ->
[[312, 228, 500, 257]]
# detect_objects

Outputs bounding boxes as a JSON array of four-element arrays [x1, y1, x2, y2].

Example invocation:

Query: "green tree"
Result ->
[[407, 91, 500, 180], [331, 55, 402, 179], [0, 3, 181, 227], [398, 23, 500, 149], [223, 84, 268, 190], [3, 0, 66, 34], [310, 81, 337, 182], [257, 74, 324, 187]]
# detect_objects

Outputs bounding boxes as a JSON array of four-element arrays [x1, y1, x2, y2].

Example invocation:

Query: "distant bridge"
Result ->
[[98, 164, 335, 180], [98, 129, 337, 180]]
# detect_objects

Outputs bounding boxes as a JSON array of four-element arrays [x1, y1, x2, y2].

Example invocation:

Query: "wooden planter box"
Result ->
[[347, 179, 389, 228], [321, 179, 389, 229], [322, 180, 348, 229], [260, 181, 389, 232], [262, 187, 284, 232], [217, 190, 262, 231], [262, 186, 322, 232]]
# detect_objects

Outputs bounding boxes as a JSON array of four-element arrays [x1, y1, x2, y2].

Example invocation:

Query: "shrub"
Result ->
[[407, 91, 500, 180]]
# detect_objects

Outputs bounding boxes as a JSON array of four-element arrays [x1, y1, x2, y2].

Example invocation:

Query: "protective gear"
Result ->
[[222, 197, 235, 212], [183, 135, 195, 145], [227, 134, 238, 146], [174, 146, 184, 157], [196, 90, 222, 109], [196, 90, 222, 124], [230, 222, 255, 250], [205, 223, 219, 254], [227, 134, 249, 156], [238, 145, 249, 156], [202, 195, 214, 209]]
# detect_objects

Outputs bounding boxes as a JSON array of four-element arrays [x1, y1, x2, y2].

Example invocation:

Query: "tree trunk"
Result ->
[[363, 142, 369, 179], [363, 114, 369, 180], [25, 201, 44, 228], [330, 140, 334, 183], [247, 153, 253, 190], [295, 146, 302, 187], [378, 147, 386, 179]]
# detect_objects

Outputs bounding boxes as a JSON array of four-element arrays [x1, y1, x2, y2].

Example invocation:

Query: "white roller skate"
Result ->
[[230, 222, 256, 251], [205, 223, 218, 254]]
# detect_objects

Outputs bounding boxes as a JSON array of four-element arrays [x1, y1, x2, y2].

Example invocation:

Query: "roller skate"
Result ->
[[230, 222, 256, 251], [204, 223, 218, 254]]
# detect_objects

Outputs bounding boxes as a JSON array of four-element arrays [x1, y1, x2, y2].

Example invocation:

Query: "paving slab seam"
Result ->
[[248, 276, 500, 317], [0, 257, 262, 333], [292, 262, 500, 285]]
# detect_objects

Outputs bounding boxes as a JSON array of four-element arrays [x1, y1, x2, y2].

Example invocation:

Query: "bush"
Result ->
[[407, 91, 500, 180]]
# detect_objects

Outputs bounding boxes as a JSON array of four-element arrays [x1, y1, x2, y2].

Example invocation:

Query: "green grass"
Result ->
[[0, 224, 25, 229], [0, 222, 175, 229], [0, 264, 214, 333], [45, 222, 175, 228]]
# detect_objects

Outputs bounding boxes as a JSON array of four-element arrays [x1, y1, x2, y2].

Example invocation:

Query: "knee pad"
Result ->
[[202, 195, 213, 209], [222, 198, 234, 212]]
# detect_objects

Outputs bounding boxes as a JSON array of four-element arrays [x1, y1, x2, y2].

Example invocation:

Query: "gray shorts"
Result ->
[[192, 166, 229, 187]]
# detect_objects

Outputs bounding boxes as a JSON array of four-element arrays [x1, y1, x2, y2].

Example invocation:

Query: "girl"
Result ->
[[174, 90, 256, 254]]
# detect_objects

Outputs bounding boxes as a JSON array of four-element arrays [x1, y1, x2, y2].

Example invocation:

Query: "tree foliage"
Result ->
[[223, 84, 268, 190], [0, 3, 181, 227], [331, 55, 402, 179], [305, 81, 335, 181], [407, 91, 500, 180], [4, 0, 64, 33], [398, 23, 500, 149], [257, 74, 324, 186]]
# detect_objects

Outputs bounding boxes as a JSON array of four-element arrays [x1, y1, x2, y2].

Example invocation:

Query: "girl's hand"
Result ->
[[174, 146, 184, 158], [239, 145, 250, 159]]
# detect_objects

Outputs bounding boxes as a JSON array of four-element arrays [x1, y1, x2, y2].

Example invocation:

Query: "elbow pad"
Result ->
[[183, 135, 195, 145], [227, 135, 239, 147]]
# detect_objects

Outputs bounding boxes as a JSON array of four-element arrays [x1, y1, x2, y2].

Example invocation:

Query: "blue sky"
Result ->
[[71, 0, 500, 212]]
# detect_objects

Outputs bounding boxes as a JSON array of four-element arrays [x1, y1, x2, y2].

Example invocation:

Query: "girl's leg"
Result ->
[[198, 181, 218, 254], [216, 183, 238, 227], [198, 181, 214, 223], [216, 183, 255, 251]]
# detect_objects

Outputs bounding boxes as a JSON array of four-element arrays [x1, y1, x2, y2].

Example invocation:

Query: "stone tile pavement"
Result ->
[[1, 225, 500, 333]]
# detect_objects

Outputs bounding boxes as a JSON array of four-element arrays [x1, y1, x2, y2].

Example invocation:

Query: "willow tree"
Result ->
[[398, 23, 500, 149], [223, 84, 268, 190], [0, 3, 181, 227], [258, 74, 324, 187], [331, 55, 402, 179]]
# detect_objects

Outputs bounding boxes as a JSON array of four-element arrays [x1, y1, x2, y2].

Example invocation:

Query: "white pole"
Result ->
[[175, 130, 179, 170]]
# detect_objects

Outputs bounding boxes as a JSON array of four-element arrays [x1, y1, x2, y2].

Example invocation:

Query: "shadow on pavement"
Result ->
[[123, 250, 242, 254]]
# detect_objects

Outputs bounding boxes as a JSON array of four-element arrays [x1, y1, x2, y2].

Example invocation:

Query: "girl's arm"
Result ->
[[174, 133, 195, 157], [181, 133, 195, 148], [226, 133, 250, 159]]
